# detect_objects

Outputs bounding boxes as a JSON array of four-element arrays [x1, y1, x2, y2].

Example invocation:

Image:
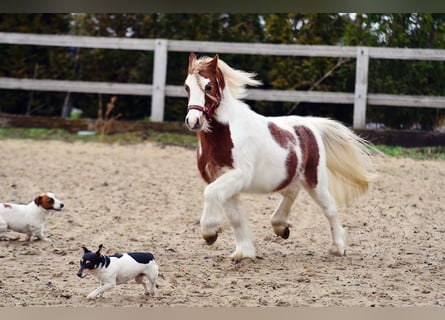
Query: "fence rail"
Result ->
[[1, 32, 445, 128]]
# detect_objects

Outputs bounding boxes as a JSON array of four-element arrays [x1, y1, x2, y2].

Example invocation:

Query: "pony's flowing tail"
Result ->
[[309, 117, 378, 207]]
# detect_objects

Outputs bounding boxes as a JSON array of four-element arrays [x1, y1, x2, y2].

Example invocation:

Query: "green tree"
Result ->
[[1, 13, 444, 129], [0, 14, 72, 116], [258, 14, 355, 121], [348, 13, 445, 129]]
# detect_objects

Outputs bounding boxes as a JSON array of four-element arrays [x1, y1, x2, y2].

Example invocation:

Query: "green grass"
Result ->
[[0, 128, 198, 148], [0, 128, 443, 160], [374, 144, 445, 160]]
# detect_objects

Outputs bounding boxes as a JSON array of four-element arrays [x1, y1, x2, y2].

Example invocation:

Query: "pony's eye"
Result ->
[[205, 84, 212, 92]]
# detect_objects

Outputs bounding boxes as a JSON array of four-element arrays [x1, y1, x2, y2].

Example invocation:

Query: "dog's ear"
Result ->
[[34, 195, 43, 206], [96, 244, 104, 256], [82, 246, 91, 253]]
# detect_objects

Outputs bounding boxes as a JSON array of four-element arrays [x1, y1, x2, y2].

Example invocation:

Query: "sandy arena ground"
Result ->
[[0, 139, 443, 307]]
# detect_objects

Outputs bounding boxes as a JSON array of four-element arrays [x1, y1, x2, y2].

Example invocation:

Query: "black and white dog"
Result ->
[[77, 244, 158, 299]]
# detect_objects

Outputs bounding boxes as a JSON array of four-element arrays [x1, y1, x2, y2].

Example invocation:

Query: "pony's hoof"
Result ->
[[281, 227, 290, 239], [272, 222, 292, 239], [329, 244, 346, 256], [230, 250, 256, 262], [203, 233, 218, 245]]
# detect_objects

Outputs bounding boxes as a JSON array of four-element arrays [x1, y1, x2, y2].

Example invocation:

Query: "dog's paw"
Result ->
[[0, 235, 20, 241]]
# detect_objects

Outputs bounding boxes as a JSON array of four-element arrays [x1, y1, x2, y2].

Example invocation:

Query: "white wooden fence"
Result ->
[[1, 32, 445, 128]]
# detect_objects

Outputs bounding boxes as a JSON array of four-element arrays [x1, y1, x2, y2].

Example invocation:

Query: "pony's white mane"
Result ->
[[198, 56, 262, 99]]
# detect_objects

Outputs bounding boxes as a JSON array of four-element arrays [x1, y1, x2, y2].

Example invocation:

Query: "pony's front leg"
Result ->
[[223, 196, 255, 261], [200, 169, 248, 246], [200, 195, 225, 245]]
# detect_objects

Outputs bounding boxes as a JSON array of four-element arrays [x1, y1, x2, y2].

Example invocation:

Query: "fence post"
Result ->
[[353, 47, 369, 129], [151, 39, 168, 122]]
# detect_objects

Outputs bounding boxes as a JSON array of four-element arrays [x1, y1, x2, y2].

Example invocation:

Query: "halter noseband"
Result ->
[[187, 78, 222, 119]]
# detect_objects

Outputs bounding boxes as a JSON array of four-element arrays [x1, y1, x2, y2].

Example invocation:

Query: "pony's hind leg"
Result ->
[[271, 187, 299, 239], [223, 195, 256, 261], [307, 183, 346, 256]]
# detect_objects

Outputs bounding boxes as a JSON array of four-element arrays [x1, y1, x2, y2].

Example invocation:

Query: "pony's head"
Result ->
[[184, 52, 261, 131]]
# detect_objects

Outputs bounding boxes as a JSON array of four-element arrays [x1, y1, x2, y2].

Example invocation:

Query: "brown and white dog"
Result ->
[[0, 192, 64, 241]]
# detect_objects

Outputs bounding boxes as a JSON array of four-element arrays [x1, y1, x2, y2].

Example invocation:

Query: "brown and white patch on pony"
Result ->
[[268, 122, 298, 191], [274, 149, 298, 191], [197, 121, 234, 184], [187, 53, 225, 120], [268, 122, 296, 148], [294, 125, 320, 188], [2, 203, 12, 209]]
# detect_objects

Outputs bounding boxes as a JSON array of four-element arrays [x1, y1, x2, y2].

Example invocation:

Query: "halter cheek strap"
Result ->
[[187, 78, 222, 119]]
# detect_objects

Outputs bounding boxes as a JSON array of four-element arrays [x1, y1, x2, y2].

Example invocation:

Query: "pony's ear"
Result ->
[[207, 54, 219, 72], [96, 244, 104, 256], [189, 52, 196, 63], [82, 246, 90, 253], [188, 52, 196, 72]]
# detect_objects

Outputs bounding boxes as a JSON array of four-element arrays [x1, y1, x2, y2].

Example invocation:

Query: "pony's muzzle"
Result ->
[[185, 116, 200, 130], [185, 108, 206, 131]]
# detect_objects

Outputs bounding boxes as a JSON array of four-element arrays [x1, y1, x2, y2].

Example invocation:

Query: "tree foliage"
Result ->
[[348, 14, 445, 129], [0, 13, 444, 129], [0, 14, 72, 115]]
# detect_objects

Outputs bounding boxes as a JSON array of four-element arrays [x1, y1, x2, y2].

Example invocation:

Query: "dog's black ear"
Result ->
[[96, 244, 104, 256], [82, 246, 90, 253]]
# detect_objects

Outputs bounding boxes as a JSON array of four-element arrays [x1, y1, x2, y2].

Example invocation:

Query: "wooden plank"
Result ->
[[246, 89, 354, 103], [369, 47, 445, 61], [0, 32, 156, 50], [0, 113, 192, 134], [355, 129, 445, 147], [0, 77, 152, 95], [165, 85, 187, 98], [151, 39, 168, 122], [4, 32, 445, 61], [368, 94, 445, 108], [2, 78, 444, 111], [168, 40, 358, 58], [165, 85, 354, 103], [353, 47, 370, 129], [0, 32, 358, 57]]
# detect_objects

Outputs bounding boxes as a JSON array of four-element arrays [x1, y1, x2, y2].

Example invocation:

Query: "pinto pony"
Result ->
[[185, 53, 376, 261]]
